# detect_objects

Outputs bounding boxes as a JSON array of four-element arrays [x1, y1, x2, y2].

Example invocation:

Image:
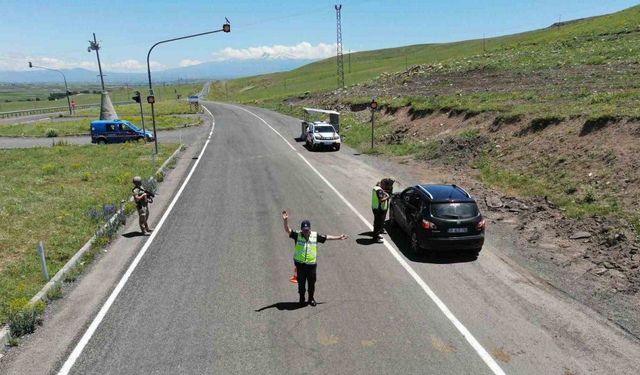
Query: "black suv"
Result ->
[[389, 184, 485, 255]]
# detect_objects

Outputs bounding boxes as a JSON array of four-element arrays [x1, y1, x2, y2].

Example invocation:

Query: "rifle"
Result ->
[[133, 187, 156, 204]]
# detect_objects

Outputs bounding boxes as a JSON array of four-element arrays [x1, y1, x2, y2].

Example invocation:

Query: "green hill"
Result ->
[[209, 5, 640, 118]]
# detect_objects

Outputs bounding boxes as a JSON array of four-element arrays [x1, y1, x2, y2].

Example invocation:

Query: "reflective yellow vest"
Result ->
[[294, 231, 318, 264], [372, 186, 388, 210]]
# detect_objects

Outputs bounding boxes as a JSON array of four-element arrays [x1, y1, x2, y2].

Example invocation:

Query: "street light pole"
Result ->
[[28, 62, 72, 115], [146, 19, 231, 154]]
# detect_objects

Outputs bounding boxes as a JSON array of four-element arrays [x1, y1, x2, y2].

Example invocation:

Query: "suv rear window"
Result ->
[[314, 126, 335, 133], [430, 202, 478, 219]]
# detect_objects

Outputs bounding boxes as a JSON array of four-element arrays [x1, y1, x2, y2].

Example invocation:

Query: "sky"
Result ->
[[0, 0, 638, 72]]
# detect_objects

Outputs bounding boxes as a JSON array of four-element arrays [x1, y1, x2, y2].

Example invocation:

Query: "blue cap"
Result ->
[[301, 220, 311, 230]]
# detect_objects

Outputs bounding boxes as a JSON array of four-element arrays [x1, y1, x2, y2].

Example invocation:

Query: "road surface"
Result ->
[[19, 102, 640, 374]]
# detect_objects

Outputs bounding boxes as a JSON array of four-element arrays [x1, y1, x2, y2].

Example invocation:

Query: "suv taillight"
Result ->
[[421, 219, 436, 230], [477, 219, 486, 231]]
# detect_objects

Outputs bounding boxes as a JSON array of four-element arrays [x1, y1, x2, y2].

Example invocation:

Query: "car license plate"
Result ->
[[448, 228, 468, 233]]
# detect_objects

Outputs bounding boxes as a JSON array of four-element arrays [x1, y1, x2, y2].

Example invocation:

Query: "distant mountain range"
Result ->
[[0, 59, 315, 83]]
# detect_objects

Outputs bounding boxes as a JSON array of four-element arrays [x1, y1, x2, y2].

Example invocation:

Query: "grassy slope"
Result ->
[[209, 5, 640, 118], [0, 143, 177, 323], [207, 5, 640, 233]]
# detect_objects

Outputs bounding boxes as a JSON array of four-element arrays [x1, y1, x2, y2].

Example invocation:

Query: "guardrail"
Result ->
[[0, 101, 132, 119]]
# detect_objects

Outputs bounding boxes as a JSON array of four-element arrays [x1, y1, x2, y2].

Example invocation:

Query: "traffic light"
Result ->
[[132, 91, 141, 103], [223, 18, 231, 33]]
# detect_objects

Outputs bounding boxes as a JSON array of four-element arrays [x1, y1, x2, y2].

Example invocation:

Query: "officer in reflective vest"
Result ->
[[282, 210, 347, 306], [371, 177, 395, 241]]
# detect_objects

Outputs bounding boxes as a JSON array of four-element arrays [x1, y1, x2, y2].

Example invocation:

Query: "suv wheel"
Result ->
[[97, 138, 106, 145], [334, 144, 341, 151], [410, 230, 421, 256]]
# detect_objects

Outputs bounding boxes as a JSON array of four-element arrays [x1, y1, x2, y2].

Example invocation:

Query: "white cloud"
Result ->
[[179, 59, 202, 67], [0, 55, 164, 72], [212, 42, 336, 61]]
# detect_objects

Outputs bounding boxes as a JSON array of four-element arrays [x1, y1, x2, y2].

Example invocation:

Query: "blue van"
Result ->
[[90, 119, 154, 144]]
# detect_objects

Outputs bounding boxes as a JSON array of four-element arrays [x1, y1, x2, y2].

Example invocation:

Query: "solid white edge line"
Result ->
[[57, 107, 217, 375], [227, 103, 507, 375]]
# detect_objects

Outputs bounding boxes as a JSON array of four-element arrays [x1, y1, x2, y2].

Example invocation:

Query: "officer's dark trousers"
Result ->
[[372, 208, 387, 236], [294, 261, 317, 299]]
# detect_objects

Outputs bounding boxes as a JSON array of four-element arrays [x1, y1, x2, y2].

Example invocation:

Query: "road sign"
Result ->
[[147, 95, 155, 104], [370, 99, 378, 110]]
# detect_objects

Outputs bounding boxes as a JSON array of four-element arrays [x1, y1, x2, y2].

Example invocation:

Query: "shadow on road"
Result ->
[[356, 231, 382, 246], [122, 231, 146, 238], [383, 222, 479, 264], [255, 301, 324, 312]]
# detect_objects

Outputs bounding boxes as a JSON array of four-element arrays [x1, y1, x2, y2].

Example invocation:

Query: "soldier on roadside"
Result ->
[[132, 176, 153, 235]]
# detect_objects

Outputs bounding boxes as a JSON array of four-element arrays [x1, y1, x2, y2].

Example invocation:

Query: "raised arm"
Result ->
[[282, 210, 292, 235], [326, 234, 348, 240]]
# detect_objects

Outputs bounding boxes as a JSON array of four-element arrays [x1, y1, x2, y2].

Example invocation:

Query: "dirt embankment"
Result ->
[[385, 108, 640, 336], [288, 70, 640, 336]]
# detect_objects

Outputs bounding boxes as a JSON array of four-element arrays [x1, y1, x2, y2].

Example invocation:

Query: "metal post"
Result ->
[[138, 99, 146, 142], [371, 110, 375, 149], [37, 241, 50, 281], [146, 20, 231, 154]]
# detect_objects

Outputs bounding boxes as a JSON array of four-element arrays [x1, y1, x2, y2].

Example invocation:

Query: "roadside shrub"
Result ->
[[7, 298, 46, 338], [45, 128, 58, 137], [41, 162, 60, 175], [581, 185, 597, 204], [46, 283, 63, 301]]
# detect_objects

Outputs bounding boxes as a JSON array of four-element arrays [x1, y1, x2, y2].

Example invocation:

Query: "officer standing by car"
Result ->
[[132, 176, 153, 235], [371, 177, 395, 240], [282, 210, 347, 306]]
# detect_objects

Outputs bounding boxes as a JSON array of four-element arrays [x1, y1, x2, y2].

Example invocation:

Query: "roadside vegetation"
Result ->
[[0, 143, 176, 325]]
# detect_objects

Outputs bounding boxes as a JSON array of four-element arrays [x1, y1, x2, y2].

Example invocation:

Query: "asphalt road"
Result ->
[[62, 102, 640, 374]]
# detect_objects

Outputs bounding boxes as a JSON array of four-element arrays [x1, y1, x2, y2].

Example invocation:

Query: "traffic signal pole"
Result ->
[[132, 91, 146, 142], [146, 20, 231, 154]]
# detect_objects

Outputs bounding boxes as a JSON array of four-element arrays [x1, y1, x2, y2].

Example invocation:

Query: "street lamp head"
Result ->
[[28, 61, 33, 68], [87, 47, 92, 53]]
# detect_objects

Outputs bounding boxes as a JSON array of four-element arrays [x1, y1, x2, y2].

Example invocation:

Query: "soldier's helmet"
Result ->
[[133, 176, 142, 184]]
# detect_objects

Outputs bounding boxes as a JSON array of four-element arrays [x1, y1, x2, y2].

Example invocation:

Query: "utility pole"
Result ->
[[348, 49, 351, 74], [335, 4, 345, 89], [88, 33, 106, 92]]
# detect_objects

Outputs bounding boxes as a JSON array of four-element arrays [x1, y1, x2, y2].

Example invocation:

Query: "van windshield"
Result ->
[[126, 123, 141, 132]]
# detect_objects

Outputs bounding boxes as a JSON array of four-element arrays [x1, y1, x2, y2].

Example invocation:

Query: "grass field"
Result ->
[[0, 100, 203, 137], [0, 82, 204, 113], [0, 143, 177, 324]]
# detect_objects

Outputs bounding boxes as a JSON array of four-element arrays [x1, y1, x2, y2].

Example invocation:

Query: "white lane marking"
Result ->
[[227, 103, 507, 375], [57, 109, 217, 375]]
